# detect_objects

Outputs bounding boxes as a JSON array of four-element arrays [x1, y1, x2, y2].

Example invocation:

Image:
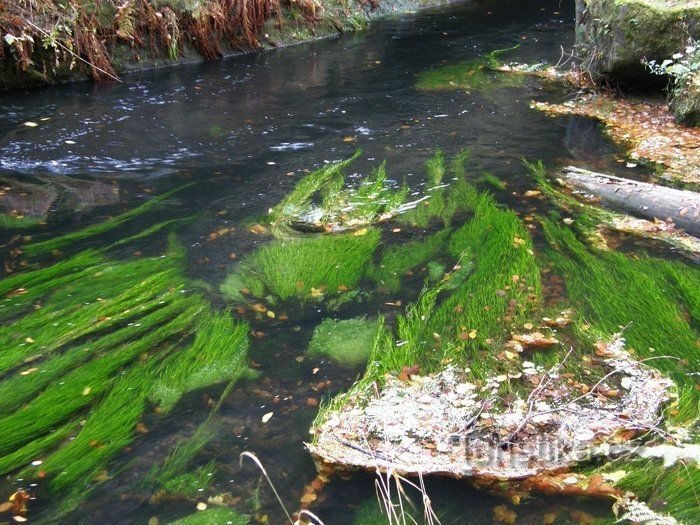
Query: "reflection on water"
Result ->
[[0, 1, 660, 523]]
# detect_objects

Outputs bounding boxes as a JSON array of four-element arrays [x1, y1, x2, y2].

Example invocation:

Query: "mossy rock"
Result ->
[[575, 0, 700, 83], [307, 317, 381, 366]]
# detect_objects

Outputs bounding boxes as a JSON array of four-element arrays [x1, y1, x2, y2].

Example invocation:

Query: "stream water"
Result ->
[[0, 0, 671, 523]]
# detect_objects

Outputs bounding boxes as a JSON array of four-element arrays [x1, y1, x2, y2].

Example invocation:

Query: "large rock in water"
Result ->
[[575, 0, 700, 82], [576, 0, 700, 122]]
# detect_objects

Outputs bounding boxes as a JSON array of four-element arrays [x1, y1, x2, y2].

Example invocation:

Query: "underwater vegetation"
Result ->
[[308, 155, 698, 524], [224, 229, 381, 302], [306, 317, 381, 367], [0, 196, 251, 518], [168, 506, 249, 525], [18, 183, 194, 257], [222, 150, 482, 307], [415, 45, 525, 94]]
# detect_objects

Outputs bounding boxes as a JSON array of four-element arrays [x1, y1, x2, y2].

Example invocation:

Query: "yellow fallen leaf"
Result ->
[[196, 502, 207, 511], [266, 310, 275, 319], [353, 228, 368, 236], [468, 329, 477, 339], [20, 368, 38, 376], [309, 287, 324, 298], [261, 412, 273, 423], [82, 387, 92, 396], [300, 492, 317, 504], [24, 337, 35, 344]]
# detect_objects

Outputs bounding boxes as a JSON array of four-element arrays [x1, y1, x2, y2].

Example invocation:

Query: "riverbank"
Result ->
[[0, 0, 447, 91]]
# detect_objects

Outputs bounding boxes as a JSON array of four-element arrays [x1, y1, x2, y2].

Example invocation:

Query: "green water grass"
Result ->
[[0, 298, 190, 416], [0, 304, 201, 458], [397, 150, 474, 228], [415, 45, 523, 92], [368, 229, 451, 293], [150, 314, 250, 412], [542, 220, 699, 423], [168, 507, 249, 525], [232, 229, 381, 300], [270, 150, 362, 224], [21, 183, 194, 256], [0, 213, 43, 229], [307, 317, 381, 367], [315, 177, 542, 431], [0, 218, 252, 522], [371, 184, 540, 379]]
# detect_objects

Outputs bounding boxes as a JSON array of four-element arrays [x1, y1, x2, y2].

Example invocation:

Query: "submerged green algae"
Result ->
[[415, 46, 525, 93], [19, 183, 194, 257], [225, 229, 381, 301], [307, 317, 381, 367], [0, 205, 251, 517], [168, 506, 249, 525]]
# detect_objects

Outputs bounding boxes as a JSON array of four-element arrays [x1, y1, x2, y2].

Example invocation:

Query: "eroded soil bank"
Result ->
[[0, 0, 446, 90]]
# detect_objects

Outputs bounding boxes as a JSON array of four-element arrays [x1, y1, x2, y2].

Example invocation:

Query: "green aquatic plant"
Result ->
[[226, 229, 381, 301], [150, 314, 250, 412], [368, 229, 451, 293], [315, 178, 542, 422], [269, 150, 362, 227], [0, 214, 43, 229], [307, 317, 381, 367], [542, 219, 700, 423], [20, 183, 194, 256], [415, 45, 523, 92], [269, 150, 410, 234], [0, 219, 251, 519], [168, 506, 249, 525], [397, 150, 473, 228]]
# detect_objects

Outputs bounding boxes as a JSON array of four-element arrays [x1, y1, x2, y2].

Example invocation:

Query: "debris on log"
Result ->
[[307, 337, 672, 480], [562, 167, 700, 237]]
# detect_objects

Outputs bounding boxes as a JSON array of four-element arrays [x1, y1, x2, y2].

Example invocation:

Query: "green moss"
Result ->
[[307, 317, 381, 367], [168, 507, 249, 525], [231, 229, 380, 301]]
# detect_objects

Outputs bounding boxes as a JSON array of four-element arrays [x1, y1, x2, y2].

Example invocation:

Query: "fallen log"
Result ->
[[562, 167, 700, 237]]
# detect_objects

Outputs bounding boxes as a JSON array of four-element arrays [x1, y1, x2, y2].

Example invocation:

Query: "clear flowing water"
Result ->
[[0, 0, 657, 523]]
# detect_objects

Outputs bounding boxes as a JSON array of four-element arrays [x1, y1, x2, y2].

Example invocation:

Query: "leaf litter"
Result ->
[[308, 335, 673, 480]]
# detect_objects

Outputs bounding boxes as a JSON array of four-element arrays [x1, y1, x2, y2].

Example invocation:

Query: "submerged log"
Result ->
[[562, 167, 700, 237]]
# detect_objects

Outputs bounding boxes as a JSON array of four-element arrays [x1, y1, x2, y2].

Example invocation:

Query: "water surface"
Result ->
[[0, 1, 651, 523]]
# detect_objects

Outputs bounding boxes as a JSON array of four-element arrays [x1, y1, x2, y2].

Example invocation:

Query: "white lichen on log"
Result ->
[[308, 338, 673, 480]]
